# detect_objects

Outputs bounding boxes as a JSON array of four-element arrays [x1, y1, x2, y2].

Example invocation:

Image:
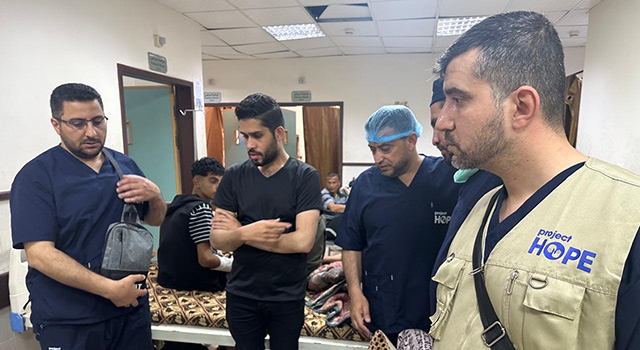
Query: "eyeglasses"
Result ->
[[56, 116, 108, 130]]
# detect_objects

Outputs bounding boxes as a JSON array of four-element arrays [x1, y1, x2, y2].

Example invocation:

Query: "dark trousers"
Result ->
[[226, 292, 305, 350], [35, 304, 152, 350]]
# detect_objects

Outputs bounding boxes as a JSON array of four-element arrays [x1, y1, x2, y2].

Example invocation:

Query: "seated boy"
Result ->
[[158, 157, 232, 293]]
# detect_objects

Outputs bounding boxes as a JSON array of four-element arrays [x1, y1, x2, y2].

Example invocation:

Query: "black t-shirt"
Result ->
[[212, 157, 322, 301]]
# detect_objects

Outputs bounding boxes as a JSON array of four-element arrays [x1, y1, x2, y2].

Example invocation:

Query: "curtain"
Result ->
[[564, 74, 583, 147], [303, 106, 341, 188], [204, 106, 225, 165]]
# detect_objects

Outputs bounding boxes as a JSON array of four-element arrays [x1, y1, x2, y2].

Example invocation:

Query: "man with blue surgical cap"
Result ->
[[336, 105, 460, 345]]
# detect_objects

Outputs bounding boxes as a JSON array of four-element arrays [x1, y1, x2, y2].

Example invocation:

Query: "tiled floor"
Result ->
[[0, 308, 38, 350]]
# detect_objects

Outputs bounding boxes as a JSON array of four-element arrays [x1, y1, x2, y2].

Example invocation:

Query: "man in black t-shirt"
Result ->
[[211, 93, 322, 350]]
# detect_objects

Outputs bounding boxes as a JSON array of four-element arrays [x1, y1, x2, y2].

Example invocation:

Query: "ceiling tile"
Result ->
[[202, 46, 238, 55], [201, 30, 228, 45], [377, 19, 435, 37], [320, 4, 371, 20], [544, 11, 569, 23], [557, 9, 589, 25], [244, 7, 314, 26], [233, 42, 288, 54], [282, 37, 334, 50], [575, 0, 603, 10], [506, 0, 582, 12], [555, 25, 588, 38], [215, 53, 257, 59], [211, 27, 276, 45], [227, 0, 298, 9], [386, 47, 431, 53], [370, 0, 437, 21], [439, 0, 510, 16], [382, 36, 432, 48], [185, 10, 256, 29], [331, 36, 382, 47], [340, 47, 386, 55], [202, 53, 220, 60], [299, 0, 362, 5], [561, 37, 587, 47], [320, 21, 378, 36], [434, 35, 460, 49], [296, 47, 343, 57], [157, 0, 234, 13], [255, 51, 300, 59]]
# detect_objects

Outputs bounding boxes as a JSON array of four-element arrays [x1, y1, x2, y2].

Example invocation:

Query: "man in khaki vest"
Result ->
[[430, 11, 640, 350]]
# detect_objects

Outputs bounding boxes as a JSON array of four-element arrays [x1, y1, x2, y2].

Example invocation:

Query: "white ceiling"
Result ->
[[157, 0, 601, 61]]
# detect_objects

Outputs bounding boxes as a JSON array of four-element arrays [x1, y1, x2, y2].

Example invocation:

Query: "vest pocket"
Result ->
[[521, 274, 585, 350], [429, 255, 466, 340]]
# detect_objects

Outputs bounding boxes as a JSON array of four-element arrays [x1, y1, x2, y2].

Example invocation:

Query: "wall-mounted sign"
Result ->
[[204, 92, 222, 103], [148, 52, 167, 73], [291, 90, 312, 102]]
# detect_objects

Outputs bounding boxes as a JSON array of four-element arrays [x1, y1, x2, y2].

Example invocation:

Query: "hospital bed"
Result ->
[[9, 249, 368, 349]]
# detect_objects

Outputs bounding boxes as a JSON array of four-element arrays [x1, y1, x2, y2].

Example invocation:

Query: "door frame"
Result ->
[[205, 102, 344, 180], [117, 64, 196, 194]]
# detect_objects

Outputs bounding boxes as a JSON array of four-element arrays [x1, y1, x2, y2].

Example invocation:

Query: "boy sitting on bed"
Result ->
[[158, 157, 233, 293]]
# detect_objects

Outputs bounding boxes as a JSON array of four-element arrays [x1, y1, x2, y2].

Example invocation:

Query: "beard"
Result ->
[[378, 145, 412, 178], [446, 109, 509, 170], [60, 134, 104, 159], [249, 137, 279, 166]]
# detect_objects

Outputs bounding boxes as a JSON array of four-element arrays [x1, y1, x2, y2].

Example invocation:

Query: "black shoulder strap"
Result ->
[[103, 149, 139, 223], [471, 190, 516, 350], [103, 149, 124, 180]]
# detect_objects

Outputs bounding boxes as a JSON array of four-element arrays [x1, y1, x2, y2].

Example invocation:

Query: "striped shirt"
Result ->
[[189, 203, 213, 244]]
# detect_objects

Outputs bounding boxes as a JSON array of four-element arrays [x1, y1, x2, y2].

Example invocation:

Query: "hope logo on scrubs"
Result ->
[[527, 228, 597, 273], [434, 211, 451, 224]]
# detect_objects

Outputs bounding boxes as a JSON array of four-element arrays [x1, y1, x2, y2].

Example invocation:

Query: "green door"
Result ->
[[123, 86, 179, 251]]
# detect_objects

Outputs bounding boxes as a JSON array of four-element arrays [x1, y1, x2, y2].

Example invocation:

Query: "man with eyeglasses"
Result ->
[[10, 83, 167, 350]]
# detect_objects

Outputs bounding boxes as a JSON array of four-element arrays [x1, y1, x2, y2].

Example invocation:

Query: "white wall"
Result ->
[[0, 0, 203, 274], [577, 0, 640, 173]]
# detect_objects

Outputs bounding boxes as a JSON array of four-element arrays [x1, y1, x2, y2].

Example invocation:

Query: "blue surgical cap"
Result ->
[[430, 78, 445, 106], [365, 105, 423, 143]]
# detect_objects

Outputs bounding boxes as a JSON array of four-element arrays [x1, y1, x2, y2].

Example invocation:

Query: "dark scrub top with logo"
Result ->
[[336, 156, 460, 334], [10, 146, 148, 327], [430, 164, 640, 350], [212, 157, 322, 301]]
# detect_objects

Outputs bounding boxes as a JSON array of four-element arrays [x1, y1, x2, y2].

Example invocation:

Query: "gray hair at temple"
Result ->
[[434, 11, 566, 131]]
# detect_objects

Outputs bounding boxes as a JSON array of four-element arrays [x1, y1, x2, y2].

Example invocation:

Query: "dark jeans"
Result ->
[[35, 304, 152, 350], [226, 292, 305, 350]]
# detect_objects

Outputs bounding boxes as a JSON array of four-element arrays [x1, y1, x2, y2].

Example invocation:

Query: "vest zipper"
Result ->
[[507, 270, 519, 295]]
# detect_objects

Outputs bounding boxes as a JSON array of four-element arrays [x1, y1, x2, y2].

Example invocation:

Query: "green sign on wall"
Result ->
[[148, 52, 167, 73]]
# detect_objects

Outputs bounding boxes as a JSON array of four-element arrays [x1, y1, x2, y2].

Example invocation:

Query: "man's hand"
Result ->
[[212, 210, 242, 231], [350, 290, 372, 337], [105, 274, 148, 307], [116, 174, 162, 203], [245, 219, 291, 243]]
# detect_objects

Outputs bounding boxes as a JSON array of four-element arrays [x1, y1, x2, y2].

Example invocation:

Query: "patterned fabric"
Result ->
[[397, 329, 433, 350], [148, 263, 368, 342], [368, 330, 396, 350]]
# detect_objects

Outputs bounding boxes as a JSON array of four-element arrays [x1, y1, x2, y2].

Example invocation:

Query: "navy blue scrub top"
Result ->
[[11, 146, 148, 326], [430, 164, 640, 350], [336, 156, 460, 334]]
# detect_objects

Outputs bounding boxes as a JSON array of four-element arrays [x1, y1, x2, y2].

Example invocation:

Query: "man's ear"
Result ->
[[51, 117, 62, 135], [274, 126, 285, 142], [509, 86, 540, 130], [192, 176, 200, 189], [406, 132, 418, 149]]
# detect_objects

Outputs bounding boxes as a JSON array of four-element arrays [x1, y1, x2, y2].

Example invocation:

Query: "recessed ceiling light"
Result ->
[[263, 24, 325, 41], [437, 16, 487, 36]]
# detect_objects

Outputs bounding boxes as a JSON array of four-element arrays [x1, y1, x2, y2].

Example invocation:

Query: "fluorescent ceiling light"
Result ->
[[437, 16, 486, 36], [263, 24, 325, 41]]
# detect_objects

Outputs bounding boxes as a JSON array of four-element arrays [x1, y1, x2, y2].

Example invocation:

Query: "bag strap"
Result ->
[[103, 150, 138, 224], [471, 190, 516, 350]]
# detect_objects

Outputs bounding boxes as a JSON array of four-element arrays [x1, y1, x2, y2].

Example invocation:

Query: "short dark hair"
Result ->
[[326, 173, 340, 179], [191, 157, 225, 177], [235, 93, 284, 133], [50, 83, 104, 119], [434, 11, 566, 130]]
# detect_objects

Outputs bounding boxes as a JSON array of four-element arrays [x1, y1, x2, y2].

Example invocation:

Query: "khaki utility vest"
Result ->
[[429, 158, 640, 350]]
